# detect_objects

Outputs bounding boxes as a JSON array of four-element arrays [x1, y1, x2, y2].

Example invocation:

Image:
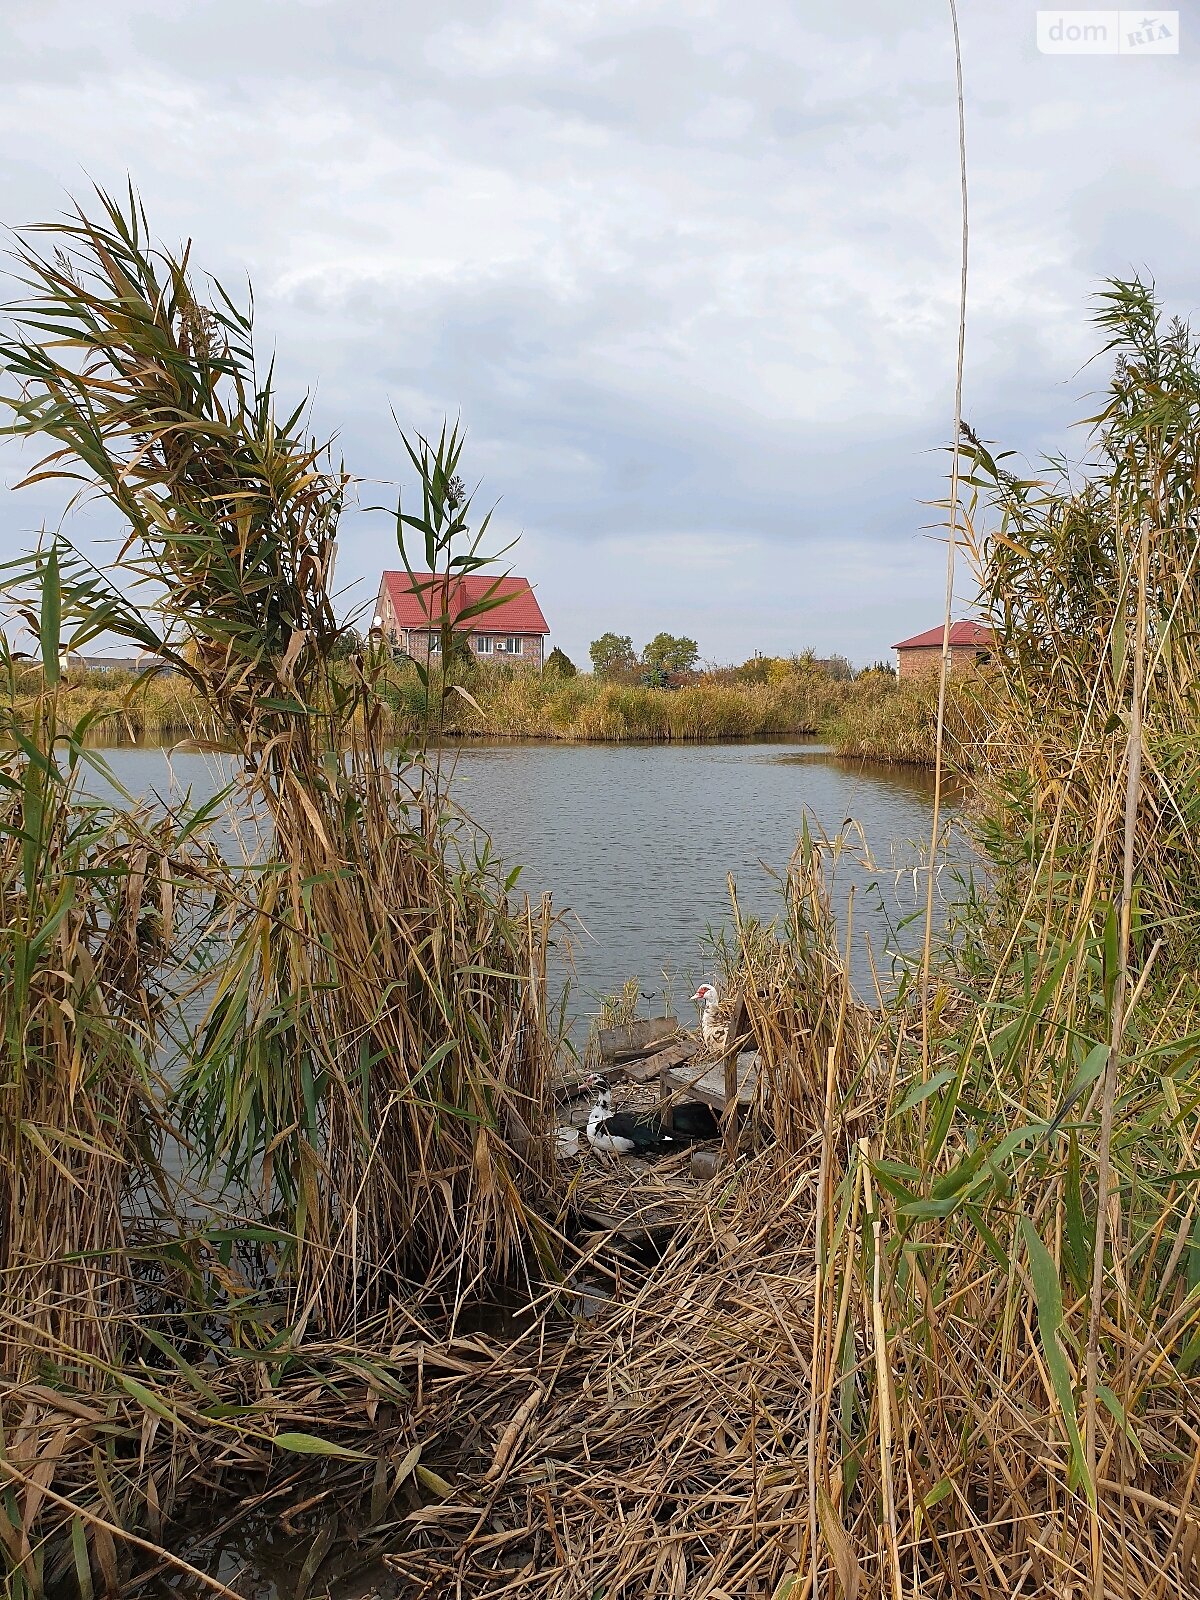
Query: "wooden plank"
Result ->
[[597, 1016, 679, 1064], [662, 1057, 757, 1109], [624, 1038, 696, 1085], [722, 993, 749, 1159]]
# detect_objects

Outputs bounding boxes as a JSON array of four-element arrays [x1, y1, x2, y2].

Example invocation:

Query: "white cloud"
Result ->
[[1, 0, 1195, 665]]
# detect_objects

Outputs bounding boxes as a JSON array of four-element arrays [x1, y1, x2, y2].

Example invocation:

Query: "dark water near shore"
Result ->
[[86, 737, 962, 1033]]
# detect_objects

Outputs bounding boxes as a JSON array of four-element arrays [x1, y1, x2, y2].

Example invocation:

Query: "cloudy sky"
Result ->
[[2, 1, 1197, 667]]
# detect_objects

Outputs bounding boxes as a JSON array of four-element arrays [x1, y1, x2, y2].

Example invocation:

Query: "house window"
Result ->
[[975, 649, 991, 664], [427, 632, 441, 654], [496, 636, 523, 655], [474, 635, 493, 654]]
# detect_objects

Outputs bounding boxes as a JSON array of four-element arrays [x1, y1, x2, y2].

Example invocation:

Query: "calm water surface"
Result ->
[[89, 739, 959, 1025]]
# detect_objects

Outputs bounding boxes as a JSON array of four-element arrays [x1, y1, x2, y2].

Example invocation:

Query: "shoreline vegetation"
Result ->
[[3, 660, 968, 765], [1, 192, 1197, 1600]]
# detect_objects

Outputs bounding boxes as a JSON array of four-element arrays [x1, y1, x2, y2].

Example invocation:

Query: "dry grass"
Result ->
[[0, 193, 1197, 1600], [0, 697, 170, 1385], [387, 1156, 825, 1599], [825, 675, 981, 767], [5, 661, 935, 753], [0, 190, 569, 1592], [376, 660, 929, 750], [3, 665, 199, 737], [3, 649, 954, 765]]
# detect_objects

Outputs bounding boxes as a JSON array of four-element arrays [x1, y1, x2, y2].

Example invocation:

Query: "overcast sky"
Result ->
[[2, 1, 1197, 667]]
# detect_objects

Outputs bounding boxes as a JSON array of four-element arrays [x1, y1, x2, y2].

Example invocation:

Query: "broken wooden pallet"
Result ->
[[554, 1036, 697, 1107]]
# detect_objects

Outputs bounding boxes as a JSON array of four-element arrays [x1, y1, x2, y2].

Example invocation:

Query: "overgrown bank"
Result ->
[[5, 659, 961, 764]]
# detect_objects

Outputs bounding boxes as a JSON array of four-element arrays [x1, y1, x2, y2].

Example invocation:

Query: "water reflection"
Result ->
[[78, 738, 964, 1026]]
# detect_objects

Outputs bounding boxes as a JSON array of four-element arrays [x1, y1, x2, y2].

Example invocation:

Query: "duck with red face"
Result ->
[[689, 982, 726, 1053]]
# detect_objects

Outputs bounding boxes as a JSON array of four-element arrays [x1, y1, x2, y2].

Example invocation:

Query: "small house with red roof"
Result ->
[[892, 620, 993, 681], [373, 570, 551, 669]]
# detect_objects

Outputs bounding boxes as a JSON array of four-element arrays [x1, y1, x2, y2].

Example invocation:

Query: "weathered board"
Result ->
[[662, 1055, 758, 1109], [625, 1038, 697, 1084], [596, 1016, 680, 1063]]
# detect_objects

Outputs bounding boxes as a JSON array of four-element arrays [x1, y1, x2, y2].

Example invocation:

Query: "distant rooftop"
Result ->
[[892, 621, 992, 651], [378, 571, 550, 634]]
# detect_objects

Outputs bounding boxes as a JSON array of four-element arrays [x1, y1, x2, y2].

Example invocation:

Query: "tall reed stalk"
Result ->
[[0, 189, 566, 1592], [0, 664, 161, 1383]]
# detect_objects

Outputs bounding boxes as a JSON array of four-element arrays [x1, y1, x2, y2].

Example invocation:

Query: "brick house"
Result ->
[[373, 570, 550, 669], [893, 621, 993, 680]]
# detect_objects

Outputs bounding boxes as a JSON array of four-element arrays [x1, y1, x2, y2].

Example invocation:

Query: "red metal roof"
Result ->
[[379, 571, 550, 635], [892, 620, 993, 651]]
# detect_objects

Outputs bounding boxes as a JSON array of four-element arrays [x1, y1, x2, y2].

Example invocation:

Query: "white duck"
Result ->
[[690, 982, 727, 1054]]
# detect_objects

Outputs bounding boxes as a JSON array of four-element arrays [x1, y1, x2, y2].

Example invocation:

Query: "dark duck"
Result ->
[[585, 1082, 675, 1156], [584, 1078, 721, 1155]]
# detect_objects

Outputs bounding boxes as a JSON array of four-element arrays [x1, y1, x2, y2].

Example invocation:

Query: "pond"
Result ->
[[85, 738, 963, 1033]]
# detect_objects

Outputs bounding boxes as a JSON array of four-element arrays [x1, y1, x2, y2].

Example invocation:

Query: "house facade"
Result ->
[[373, 571, 550, 669], [893, 621, 993, 680]]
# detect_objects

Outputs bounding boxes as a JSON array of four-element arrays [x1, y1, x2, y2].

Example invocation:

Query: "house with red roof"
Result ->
[[892, 620, 993, 681], [372, 570, 551, 669]]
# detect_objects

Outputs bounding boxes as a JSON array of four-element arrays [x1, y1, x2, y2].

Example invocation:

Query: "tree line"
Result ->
[[588, 631, 700, 679], [584, 634, 866, 683]]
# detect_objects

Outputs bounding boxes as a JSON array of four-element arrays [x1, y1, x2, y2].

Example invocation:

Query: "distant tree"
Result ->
[[545, 646, 577, 677], [330, 625, 365, 661], [589, 631, 637, 676], [824, 653, 855, 681], [858, 659, 897, 680], [732, 653, 772, 684], [642, 632, 699, 674]]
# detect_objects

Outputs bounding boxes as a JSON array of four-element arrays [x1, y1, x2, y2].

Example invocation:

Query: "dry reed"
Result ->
[[1, 188, 1197, 1600], [3, 662, 942, 758], [0, 190, 569, 1592]]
